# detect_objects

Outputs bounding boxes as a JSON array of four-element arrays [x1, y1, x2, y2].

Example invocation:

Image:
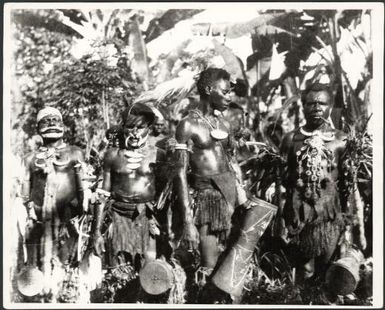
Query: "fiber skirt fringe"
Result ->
[[194, 188, 232, 235], [296, 217, 344, 258], [105, 204, 150, 267]]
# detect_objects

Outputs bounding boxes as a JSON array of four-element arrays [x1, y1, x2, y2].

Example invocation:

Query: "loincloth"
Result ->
[[105, 197, 154, 265], [190, 171, 236, 239]]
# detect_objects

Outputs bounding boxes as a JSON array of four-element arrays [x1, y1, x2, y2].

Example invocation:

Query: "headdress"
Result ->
[[123, 102, 162, 126], [37, 107, 62, 123]]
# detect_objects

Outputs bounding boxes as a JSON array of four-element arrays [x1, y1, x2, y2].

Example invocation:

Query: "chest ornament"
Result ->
[[123, 150, 145, 171], [296, 130, 335, 201], [34, 143, 69, 173], [192, 109, 229, 141]]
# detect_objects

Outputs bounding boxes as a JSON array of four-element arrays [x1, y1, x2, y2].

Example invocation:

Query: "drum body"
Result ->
[[211, 197, 277, 296], [17, 267, 44, 297], [139, 259, 175, 295], [325, 247, 364, 296]]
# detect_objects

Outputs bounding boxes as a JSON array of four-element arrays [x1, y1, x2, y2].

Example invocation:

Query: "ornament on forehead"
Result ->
[[37, 107, 62, 123]]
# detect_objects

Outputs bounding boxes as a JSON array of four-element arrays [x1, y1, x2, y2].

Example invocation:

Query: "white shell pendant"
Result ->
[[126, 157, 143, 163], [53, 157, 70, 166], [210, 129, 228, 140], [124, 150, 144, 158], [124, 150, 144, 170], [126, 162, 142, 170]]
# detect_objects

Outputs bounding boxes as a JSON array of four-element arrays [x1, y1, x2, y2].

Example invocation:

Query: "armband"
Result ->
[[96, 188, 111, 197], [175, 143, 188, 151], [25, 201, 34, 210], [236, 181, 248, 206], [17, 194, 30, 205]]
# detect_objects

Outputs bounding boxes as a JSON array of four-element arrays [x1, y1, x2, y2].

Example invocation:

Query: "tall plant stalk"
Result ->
[[102, 88, 110, 129]]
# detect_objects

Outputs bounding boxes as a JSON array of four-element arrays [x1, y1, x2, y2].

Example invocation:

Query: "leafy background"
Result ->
[[8, 7, 374, 305]]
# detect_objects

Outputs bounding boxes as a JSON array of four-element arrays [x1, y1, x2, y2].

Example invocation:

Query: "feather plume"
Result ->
[[134, 70, 198, 106]]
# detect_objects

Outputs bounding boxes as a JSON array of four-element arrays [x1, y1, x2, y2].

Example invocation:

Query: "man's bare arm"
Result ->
[[91, 149, 114, 256], [224, 119, 249, 206], [20, 154, 33, 203], [174, 119, 193, 225], [20, 154, 36, 220], [174, 118, 199, 248]]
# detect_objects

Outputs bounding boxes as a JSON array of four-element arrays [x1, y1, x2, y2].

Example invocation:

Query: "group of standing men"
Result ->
[[16, 67, 357, 303]]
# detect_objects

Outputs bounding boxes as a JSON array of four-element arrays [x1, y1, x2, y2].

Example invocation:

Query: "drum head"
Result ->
[[325, 263, 358, 296], [139, 260, 174, 295], [17, 267, 44, 297]]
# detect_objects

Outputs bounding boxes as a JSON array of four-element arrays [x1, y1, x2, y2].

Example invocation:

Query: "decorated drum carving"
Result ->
[[211, 197, 277, 297], [139, 259, 175, 295]]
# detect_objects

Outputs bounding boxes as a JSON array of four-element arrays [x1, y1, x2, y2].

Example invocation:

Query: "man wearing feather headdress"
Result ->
[[91, 103, 169, 275], [19, 107, 87, 301], [173, 68, 252, 283], [280, 83, 348, 282]]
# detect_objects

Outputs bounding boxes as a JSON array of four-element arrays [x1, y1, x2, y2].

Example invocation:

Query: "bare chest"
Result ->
[[111, 149, 157, 176], [31, 149, 78, 175], [190, 118, 230, 150]]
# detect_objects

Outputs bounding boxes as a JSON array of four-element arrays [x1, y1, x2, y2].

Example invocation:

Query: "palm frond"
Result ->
[[212, 39, 244, 79], [273, 94, 300, 122]]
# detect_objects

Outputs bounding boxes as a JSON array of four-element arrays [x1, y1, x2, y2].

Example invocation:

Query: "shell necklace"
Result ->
[[193, 109, 229, 140], [296, 132, 334, 201], [35, 142, 69, 171], [299, 126, 335, 142], [123, 143, 147, 172]]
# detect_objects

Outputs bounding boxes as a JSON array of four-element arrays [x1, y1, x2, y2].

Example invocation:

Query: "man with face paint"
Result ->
[[173, 68, 252, 283], [91, 103, 168, 272], [20, 107, 86, 300], [280, 83, 347, 283]]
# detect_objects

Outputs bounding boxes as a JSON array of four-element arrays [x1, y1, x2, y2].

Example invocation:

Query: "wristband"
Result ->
[[18, 195, 31, 205], [26, 201, 34, 210], [236, 181, 248, 206], [96, 188, 111, 197]]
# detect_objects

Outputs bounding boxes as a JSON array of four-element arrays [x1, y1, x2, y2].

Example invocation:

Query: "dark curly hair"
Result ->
[[196, 68, 230, 98], [301, 82, 332, 104], [121, 103, 155, 126]]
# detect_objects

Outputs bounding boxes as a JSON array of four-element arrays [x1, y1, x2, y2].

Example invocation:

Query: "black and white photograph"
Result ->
[[3, 2, 383, 308]]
